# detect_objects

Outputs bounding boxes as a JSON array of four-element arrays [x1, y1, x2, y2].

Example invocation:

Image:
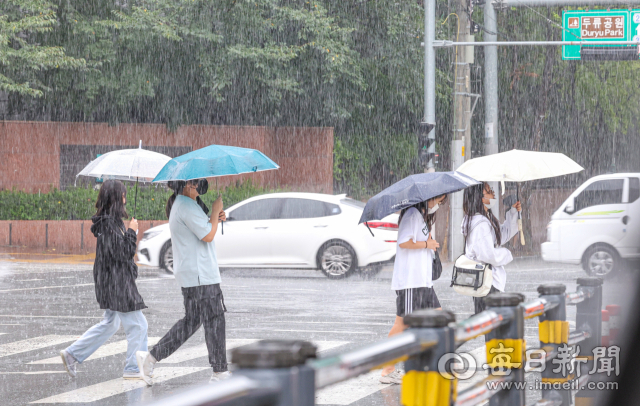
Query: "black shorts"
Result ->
[[396, 287, 441, 317]]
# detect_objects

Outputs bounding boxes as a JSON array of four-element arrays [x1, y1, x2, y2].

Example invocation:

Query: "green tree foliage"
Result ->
[[5, 0, 452, 198], [4, 1, 638, 200], [0, 0, 86, 96]]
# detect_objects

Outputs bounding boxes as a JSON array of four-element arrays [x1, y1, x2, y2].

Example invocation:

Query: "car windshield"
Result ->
[[340, 198, 366, 210]]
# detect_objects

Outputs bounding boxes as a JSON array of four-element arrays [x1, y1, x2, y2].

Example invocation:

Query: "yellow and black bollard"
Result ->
[[574, 277, 604, 406], [484, 292, 526, 406], [401, 309, 457, 406], [537, 283, 571, 406]]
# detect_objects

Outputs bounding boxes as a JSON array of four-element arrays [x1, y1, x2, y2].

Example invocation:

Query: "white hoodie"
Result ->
[[460, 208, 519, 291]]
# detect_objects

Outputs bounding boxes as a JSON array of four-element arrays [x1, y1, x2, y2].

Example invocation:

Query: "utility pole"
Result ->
[[419, 0, 437, 173], [449, 4, 477, 260], [483, 1, 501, 213]]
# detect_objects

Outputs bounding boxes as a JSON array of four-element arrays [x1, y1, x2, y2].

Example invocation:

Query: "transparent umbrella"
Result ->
[[457, 149, 584, 245], [76, 141, 172, 216]]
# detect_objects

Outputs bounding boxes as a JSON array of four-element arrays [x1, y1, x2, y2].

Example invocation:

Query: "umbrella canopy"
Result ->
[[358, 172, 481, 224], [456, 149, 583, 182], [76, 146, 171, 183], [153, 144, 279, 182]]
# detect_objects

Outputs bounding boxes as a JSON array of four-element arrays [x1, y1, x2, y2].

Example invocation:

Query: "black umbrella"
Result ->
[[358, 172, 481, 232]]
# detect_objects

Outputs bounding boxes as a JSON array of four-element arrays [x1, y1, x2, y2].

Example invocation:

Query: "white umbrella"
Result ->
[[76, 141, 172, 216], [457, 149, 584, 245]]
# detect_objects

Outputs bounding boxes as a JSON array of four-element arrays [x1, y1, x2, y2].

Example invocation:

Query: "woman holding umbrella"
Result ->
[[380, 194, 447, 385], [136, 178, 228, 385], [461, 182, 521, 314], [60, 180, 148, 380]]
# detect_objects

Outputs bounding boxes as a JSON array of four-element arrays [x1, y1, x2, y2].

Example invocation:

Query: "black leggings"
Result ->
[[151, 284, 227, 372]]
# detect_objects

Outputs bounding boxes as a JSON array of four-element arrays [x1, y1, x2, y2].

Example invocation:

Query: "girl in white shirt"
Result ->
[[380, 194, 447, 384], [461, 182, 522, 314]]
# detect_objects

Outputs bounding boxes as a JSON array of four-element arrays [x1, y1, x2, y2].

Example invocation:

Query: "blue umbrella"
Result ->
[[153, 145, 279, 234], [152, 144, 279, 182], [358, 172, 481, 227]]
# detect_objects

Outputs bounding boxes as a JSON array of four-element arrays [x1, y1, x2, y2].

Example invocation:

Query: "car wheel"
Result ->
[[159, 241, 174, 275], [583, 244, 619, 279], [317, 240, 357, 280]]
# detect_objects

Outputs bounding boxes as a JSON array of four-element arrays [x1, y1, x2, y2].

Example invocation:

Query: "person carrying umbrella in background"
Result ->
[[461, 182, 521, 314], [136, 178, 228, 385], [380, 194, 447, 385], [60, 180, 149, 380]]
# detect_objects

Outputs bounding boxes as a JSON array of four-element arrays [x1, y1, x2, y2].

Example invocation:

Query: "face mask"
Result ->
[[484, 198, 498, 211], [427, 204, 439, 214]]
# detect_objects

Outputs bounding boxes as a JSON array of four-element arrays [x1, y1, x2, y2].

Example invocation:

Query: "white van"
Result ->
[[541, 173, 640, 277]]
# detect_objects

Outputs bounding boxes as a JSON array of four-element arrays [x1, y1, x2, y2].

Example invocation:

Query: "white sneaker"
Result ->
[[60, 350, 78, 378], [379, 370, 404, 385], [210, 371, 232, 383], [136, 351, 156, 386], [123, 371, 141, 380]]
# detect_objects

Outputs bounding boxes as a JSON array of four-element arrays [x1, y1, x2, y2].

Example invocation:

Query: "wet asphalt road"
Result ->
[[0, 258, 636, 406]]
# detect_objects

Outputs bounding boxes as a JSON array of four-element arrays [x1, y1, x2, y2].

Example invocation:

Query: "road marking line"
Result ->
[[15, 279, 44, 282], [29, 338, 161, 365], [0, 335, 78, 358], [158, 340, 350, 364], [316, 370, 391, 405], [274, 321, 391, 326], [0, 278, 163, 293], [158, 339, 259, 364], [30, 367, 209, 403], [0, 371, 68, 375], [272, 329, 377, 335], [0, 315, 103, 319], [0, 283, 93, 292]]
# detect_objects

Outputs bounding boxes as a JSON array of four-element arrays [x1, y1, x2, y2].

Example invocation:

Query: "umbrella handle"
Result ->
[[222, 220, 224, 235], [518, 218, 525, 245], [134, 178, 138, 219]]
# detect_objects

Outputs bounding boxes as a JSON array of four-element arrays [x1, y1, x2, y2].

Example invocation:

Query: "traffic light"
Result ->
[[418, 122, 436, 168]]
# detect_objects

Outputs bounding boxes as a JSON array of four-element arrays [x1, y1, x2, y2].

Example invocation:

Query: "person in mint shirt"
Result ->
[[136, 178, 229, 385]]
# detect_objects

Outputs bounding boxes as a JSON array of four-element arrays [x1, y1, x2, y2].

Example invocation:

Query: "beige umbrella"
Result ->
[[457, 149, 584, 245]]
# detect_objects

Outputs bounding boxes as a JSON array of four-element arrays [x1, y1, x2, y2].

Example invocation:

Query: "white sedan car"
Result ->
[[137, 192, 399, 279]]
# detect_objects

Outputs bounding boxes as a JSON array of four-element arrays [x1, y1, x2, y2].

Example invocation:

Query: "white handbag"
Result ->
[[450, 255, 493, 297]]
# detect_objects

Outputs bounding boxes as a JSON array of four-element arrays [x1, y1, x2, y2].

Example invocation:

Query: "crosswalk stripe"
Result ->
[[0, 371, 67, 375], [30, 367, 209, 404], [316, 370, 391, 405], [159, 340, 350, 364], [0, 335, 77, 358], [158, 339, 259, 364], [29, 337, 161, 365]]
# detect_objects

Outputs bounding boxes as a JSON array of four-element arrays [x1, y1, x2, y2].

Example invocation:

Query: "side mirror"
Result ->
[[564, 199, 575, 214]]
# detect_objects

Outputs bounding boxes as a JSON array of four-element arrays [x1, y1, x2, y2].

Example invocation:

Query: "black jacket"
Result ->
[[91, 215, 147, 313]]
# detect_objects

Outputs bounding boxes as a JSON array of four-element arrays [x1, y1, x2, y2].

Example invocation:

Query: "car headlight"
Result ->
[[546, 222, 554, 242], [141, 230, 162, 242]]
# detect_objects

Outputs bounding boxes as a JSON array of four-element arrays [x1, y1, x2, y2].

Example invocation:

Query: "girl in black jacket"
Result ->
[[60, 180, 149, 380]]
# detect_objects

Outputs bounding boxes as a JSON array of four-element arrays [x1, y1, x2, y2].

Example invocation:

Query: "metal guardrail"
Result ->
[[147, 276, 604, 406]]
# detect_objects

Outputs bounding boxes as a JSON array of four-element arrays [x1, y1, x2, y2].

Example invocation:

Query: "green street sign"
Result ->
[[562, 9, 640, 60]]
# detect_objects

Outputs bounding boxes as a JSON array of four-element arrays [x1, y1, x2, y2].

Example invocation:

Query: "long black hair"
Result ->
[[397, 194, 447, 231], [165, 179, 210, 219], [95, 180, 128, 219], [462, 183, 501, 247]]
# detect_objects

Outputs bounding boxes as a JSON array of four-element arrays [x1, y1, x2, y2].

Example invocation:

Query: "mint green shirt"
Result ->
[[169, 195, 221, 287]]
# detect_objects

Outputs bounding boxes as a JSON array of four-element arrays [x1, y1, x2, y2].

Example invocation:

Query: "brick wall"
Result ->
[[0, 121, 333, 193], [0, 220, 167, 253]]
